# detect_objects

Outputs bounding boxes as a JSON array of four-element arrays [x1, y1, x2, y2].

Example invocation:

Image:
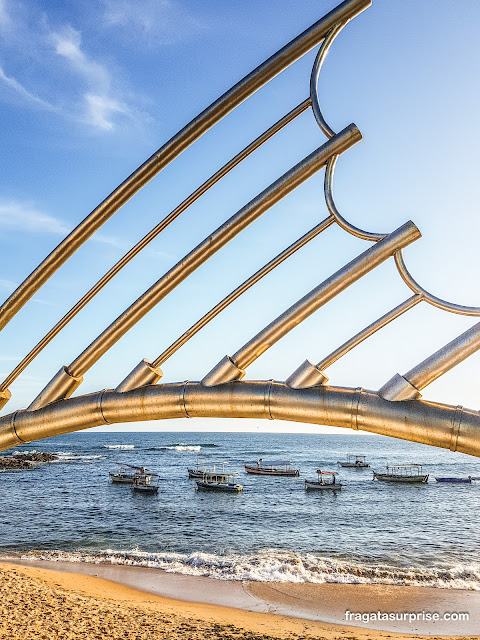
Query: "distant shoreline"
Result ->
[[2, 559, 479, 636]]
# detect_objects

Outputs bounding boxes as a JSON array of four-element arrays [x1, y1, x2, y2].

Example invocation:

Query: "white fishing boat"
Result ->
[[337, 455, 369, 468], [373, 465, 428, 484], [245, 459, 299, 476], [109, 464, 147, 484], [132, 472, 160, 493], [305, 470, 342, 491], [195, 466, 242, 493]]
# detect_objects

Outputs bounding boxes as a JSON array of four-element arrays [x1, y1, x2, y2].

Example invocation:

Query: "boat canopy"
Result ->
[[386, 465, 422, 470], [258, 460, 292, 466]]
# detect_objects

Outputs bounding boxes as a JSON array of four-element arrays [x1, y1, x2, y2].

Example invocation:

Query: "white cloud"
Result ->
[[84, 93, 131, 131], [0, 65, 57, 111], [0, 278, 17, 292], [103, 0, 204, 47], [0, 0, 11, 29], [51, 26, 110, 93], [0, 7, 142, 133], [0, 200, 70, 235], [0, 199, 123, 247]]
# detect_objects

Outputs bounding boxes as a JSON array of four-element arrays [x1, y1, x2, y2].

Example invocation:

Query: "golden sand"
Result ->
[[0, 563, 477, 640]]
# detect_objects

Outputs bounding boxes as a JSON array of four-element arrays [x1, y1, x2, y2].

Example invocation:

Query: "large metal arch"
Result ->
[[0, 382, 479, 458]]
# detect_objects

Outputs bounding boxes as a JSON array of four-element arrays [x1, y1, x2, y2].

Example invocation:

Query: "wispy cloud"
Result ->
[[0, 0, 11, 30], [0, 278, 17, 292], [0, 200, 70, 235], [0, 65, 57, 111], [0, 4, 141, 132], [102, 0, 205, 47], [0, 199, 122, 246]]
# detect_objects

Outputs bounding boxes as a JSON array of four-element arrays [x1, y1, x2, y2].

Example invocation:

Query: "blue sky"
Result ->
[[0, 0, 479, 432]]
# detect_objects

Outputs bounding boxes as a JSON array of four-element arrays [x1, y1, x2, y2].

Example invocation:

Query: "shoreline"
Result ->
[[2, 559, 479, 637]]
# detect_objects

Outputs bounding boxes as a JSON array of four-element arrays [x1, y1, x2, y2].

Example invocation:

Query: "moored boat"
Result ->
[[109, 464, 147, 484], [195, 471, 242, 493], [132, 472, 160, 493], [435, 476, 472, 483], [305, 470, 341, 491], [373, 465, 428, 483], [337, 455, 369, 468], [187, 457, 209, 478], [244, 459, 299, 476]]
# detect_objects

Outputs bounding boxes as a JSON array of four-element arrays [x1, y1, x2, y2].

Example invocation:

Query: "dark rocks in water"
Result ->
[[0, 451, 58, 470]]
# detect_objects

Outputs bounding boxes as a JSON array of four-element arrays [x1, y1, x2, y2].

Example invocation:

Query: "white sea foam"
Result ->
[[55, 451, 105, 461], [103, 445, 135, 450], [163, 445, 201, 452], [20, 548, 480, 591]]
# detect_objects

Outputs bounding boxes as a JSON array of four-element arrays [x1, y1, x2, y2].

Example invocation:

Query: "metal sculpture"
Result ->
[[1, 0, 479, 459]]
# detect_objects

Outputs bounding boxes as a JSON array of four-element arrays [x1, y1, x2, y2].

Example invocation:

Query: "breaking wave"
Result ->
[[55, 451, 106, 462], [103, 445, 135, 450], [18, 548, 480, 590]]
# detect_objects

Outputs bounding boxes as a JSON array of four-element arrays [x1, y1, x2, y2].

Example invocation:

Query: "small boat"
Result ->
[[337, 455, 369, 468], [435, 476, 472, 484], [132, 472, 160, 493], [109, 464, 147, 484], [187, 457, 209, 479], [373, 465, 429, 484], [305, 470, 342, 491], [245, 459, 299, 477], [195, 470, 243, 493]]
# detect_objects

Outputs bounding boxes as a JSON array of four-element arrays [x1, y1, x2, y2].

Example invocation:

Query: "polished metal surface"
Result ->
[[26, 125, 360, 409], [325, 155, 386, 242], [203, 221, 420, 385], [1, 383, 480, 459], [286, 360, 328, 389], [115, 359, 163, 393], [150, 217, 334, 369], [0, 0, 370, 335], [1, 0, 480, 462], [310, 23, 346, 138], [379, 320, 480, 401], [28, 367, 83, 411], [0, 99, 310, 400], [394, 250, 480, 316], [316, 294, 423, 371]]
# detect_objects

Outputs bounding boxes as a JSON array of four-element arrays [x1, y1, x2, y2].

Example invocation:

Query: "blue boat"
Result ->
[[435, 476, 472, 484]]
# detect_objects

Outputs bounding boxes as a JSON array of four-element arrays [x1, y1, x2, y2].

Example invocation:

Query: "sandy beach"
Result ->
[[1, 561, 479, 639]]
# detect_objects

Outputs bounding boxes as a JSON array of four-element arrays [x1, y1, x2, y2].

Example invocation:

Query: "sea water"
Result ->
[[1, 431, 479, 589]]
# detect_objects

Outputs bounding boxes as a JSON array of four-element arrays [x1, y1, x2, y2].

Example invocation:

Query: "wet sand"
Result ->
[[1, 560, 479, 639]]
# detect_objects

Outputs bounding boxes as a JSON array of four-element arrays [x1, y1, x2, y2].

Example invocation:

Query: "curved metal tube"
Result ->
[[394, 250, 480, 316], [202, 221, 420, 385], [1, 382, 479, 459], [325, 155, 386, 241], [116, 216, 335, 392], [0, 0, 371, 334], [28, 125, 362, 409], [310, 23, 346, 138], [153, 217, 334, 365], [0, 99, 310, 397], [379, 319, 480, 401], [317, 294, 423, 370], [287, 294, 424, 390]]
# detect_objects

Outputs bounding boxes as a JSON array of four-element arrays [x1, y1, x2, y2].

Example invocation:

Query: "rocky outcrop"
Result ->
[[0, 451, 58, 470]]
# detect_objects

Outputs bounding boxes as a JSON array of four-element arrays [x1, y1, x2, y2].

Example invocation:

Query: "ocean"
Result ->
[[1, 431, 479, 589]]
